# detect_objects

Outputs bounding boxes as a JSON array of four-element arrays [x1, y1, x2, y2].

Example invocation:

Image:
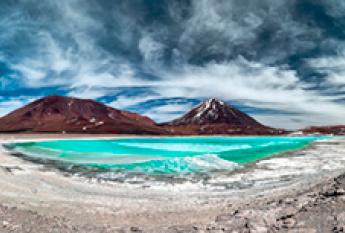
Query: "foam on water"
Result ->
[[116, 142, 252, 153], [110, 154, 240, 174]]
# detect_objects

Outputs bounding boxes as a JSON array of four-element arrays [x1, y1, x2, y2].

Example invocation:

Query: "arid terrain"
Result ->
[[0, 134, 344, 232]]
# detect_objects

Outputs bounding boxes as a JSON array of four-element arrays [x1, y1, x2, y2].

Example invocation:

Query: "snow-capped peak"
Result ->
[[166, 98, 263, 127]]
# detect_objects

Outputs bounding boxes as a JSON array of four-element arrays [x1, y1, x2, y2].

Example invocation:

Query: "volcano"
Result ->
[[0, 96, 284, 135], [0, 96, 167, 134], [162, 98, 284, 135]]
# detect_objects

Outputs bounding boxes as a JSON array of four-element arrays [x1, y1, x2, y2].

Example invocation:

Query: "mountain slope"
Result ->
[[299, 125, 345, 135], [0, 96, 167, 134], [162, 98, 284, 135]]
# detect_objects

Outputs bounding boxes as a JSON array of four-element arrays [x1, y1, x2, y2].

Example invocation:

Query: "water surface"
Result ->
[[6, 136, 323, 174]]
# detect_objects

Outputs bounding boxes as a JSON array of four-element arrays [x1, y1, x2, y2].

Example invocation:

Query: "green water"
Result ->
[[7, 136, 324, 174]]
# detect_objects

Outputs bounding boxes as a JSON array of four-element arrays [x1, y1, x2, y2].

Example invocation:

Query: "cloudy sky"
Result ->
[[1, 0, 345, 129]]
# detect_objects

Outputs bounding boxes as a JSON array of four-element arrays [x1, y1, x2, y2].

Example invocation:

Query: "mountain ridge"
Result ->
[[0, 95, 167, 134], [0, 95, 302, 135]]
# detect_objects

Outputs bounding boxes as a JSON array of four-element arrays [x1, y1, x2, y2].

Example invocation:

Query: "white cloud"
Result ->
[[253, 113, 336, 130], [308, 47, 345, 86], [58, 54, 345, 128], [152, 104, 193, 113], [11, 64, 46, 83], [67, 88, 112, 100], [149, 58, 345, 128], [0, 97, 37, 117], [1, 0, 345, 129], [108, 95, 159, 109], [174, 0, 319, 64], [2, 0, 139, 91], [138, 35, 165, 69], [323, 0, 345, 17], [142, 102, 194, 123]]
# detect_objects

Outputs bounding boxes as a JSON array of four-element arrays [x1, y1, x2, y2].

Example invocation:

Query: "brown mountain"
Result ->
[[0, 96, 167, 134], [300, 125, 345, 135], [161, 98, 285, 135]]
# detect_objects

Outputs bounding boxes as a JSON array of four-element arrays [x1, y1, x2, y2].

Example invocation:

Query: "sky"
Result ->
[[1, 0, 345, 129]]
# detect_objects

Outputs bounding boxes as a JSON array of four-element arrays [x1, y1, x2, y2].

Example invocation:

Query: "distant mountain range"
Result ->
[[0, 95, 343, 135], [300, 125, 345, 136]]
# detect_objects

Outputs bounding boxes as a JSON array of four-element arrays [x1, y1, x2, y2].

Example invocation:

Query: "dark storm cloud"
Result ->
[[1, 0, 345, 128]]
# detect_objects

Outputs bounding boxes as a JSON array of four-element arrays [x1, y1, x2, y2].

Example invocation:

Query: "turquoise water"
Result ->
[[7, 136, 324, 174]]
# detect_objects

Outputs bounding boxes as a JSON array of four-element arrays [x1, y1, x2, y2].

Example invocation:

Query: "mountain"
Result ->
[[0, 96, 285, 135], [0, 96, 167, 134], [162, 98, 284, 135], [299, 125, 345, 136]]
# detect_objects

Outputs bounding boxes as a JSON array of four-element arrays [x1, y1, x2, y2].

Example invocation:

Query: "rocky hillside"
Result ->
[[162, 98, 285, 135], [0, 96, 167, 134], [0, 96, 288, 135]]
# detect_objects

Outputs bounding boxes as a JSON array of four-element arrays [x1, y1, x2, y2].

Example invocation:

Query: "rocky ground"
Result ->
[[204, 174, 345, 233], [1, 172, 345, 232]]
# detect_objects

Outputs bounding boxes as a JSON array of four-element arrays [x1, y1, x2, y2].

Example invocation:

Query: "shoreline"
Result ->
[[0, 135, 328, 194], [0, 134, 345, 232], [0, 133, 321, 143]]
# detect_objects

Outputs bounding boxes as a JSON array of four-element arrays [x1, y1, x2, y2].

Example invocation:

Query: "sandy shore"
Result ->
[[0, 134, 345, 232]]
